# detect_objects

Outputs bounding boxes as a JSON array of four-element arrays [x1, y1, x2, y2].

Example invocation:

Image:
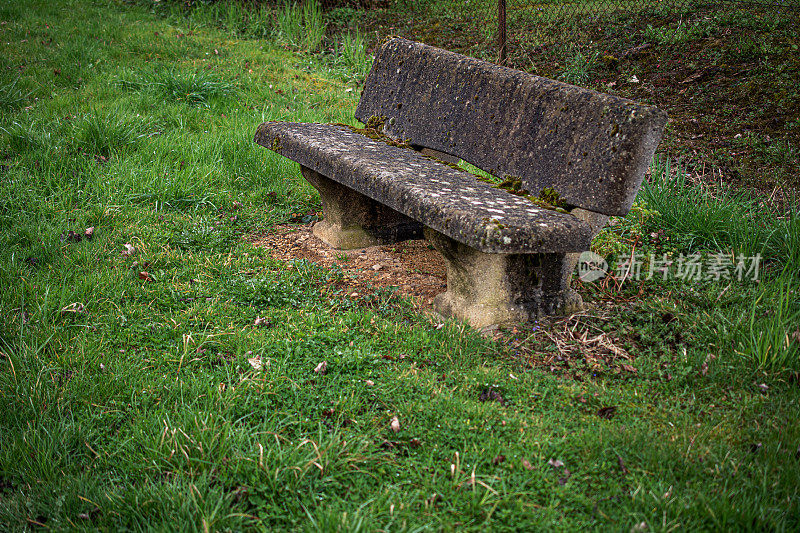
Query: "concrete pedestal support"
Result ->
[[424, 228, 584, 328], [301, 166, 423, 249]]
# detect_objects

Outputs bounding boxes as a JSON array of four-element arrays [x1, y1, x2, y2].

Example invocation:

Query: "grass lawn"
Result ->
[[1, 0, 798, 530]]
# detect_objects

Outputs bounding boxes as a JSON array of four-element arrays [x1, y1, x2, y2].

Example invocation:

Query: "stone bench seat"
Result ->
[[255, 121, 593, 254], [254, 38, 667, 327]]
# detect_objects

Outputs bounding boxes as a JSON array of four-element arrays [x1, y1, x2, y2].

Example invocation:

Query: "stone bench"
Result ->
[[255, 38, 667, 328]]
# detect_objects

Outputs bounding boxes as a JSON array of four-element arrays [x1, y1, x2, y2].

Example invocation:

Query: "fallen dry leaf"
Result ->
[[621, 363, 638, 373], [122, 243, 135, 256], [84, 227, 94, 240], [253, 316, 269, 327], [390, 415, 400, 433], [138, 271, 152, 282], [521, 458, 534, 470], [60, 302, 85, 315], [314, 361, 327, 375], [364, 379, 375, 387], [248, 356, 263, 371], [547, 459, 565, 469]]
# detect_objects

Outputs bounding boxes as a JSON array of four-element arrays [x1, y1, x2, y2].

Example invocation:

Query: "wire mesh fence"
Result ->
[[389, 0, 800, 62]]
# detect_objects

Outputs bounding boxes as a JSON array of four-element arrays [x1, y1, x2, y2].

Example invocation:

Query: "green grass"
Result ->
[[0, 0, 799, 530], [0, 78, 31, 112], [334, 28, 373, 83], [277, 1, 327, 53], [559, 49, 600, 86], [117, 68, 237, 107], [591, 157, 800, 374]]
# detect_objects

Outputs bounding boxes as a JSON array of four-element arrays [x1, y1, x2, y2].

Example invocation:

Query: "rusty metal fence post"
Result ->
[[498, 0, 507, 64]]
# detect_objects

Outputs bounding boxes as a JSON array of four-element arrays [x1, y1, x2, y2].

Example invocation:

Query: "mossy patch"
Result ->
[[336, 117, 487, 177], [537, 187, 569, 209], [336, 116, 412, 149], [495, 177, 571, 213], [337, 122, 572, 213], [497, 176, 527, 195]]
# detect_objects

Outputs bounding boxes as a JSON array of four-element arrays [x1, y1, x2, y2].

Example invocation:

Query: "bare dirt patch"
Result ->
[[249, 224, 448, 308]]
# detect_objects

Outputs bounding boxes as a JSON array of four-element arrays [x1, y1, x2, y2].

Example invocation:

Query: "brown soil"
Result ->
[[248, 226, 643, 358], [249, 224, 448, 308]]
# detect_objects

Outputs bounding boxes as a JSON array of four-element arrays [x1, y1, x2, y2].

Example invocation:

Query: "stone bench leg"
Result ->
[[300, 166, 424, 250], [424, 228, 584, 328]]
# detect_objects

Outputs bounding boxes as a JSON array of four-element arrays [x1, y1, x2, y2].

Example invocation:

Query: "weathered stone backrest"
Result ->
[[355, 38, 668, 217]]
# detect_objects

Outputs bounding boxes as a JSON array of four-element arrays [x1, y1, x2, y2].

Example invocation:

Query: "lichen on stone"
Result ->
[[328, 119, 574, 216], [336, 119, 497, 183]]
